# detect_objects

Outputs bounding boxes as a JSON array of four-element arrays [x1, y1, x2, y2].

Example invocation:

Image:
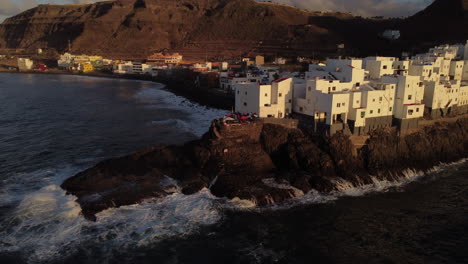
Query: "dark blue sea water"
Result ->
[[0, 73, 467, 264]]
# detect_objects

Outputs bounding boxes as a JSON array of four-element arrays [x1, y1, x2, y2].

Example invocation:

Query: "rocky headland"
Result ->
[[61, 116, 468, 220]]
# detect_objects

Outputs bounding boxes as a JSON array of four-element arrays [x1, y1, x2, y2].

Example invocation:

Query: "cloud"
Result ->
[[0, 0, 35, 17], [261, 0, 434, 17], [0, 0, 100, 22]]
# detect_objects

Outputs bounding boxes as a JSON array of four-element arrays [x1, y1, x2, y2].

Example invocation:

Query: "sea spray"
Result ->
[[0, 187, 222, 263]]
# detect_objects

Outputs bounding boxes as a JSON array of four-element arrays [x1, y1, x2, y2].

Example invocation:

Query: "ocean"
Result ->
[[0, 73, 467, 264]]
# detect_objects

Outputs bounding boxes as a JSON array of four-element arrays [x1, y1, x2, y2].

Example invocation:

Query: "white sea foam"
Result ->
[[0, 166, 81, 207], [135, 83, 227, 137], [0, 183, 221, 263], [230, 159, 468, 212]]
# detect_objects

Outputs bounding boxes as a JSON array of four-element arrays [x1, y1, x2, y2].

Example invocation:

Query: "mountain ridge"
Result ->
[[0, 0, 467, 60]]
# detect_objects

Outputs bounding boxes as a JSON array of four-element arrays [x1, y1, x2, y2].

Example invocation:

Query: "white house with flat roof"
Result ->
[[347, 82, 396, 134], [18, 58, 34, 71], [449, 60, 465, 81], [458, 85, 468, 114], [364, 57, 396, 80], [423, 79, 460, 118], [408, 63, 439, 82], [235, 77, 293, 118], [380, 75, 424, 129]]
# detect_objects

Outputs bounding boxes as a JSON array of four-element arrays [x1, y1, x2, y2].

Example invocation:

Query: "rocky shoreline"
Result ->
[[61, 116, 468, 221]]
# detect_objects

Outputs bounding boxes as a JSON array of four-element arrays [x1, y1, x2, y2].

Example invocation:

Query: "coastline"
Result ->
[[0, 69, 232, 110], [61, 114, 468, 220]]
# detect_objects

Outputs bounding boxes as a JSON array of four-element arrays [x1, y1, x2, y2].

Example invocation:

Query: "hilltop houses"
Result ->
[[233, 41, 468, 135], [147, 53, 183, 64]]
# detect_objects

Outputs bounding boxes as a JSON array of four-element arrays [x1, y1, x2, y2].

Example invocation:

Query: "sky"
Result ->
[[0, 0, 434, 22]]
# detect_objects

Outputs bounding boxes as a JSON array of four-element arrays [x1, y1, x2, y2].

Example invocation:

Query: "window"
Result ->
[[288, 99, 292, 103], [343, 103, 346, 107], [361, 112, 365, 118], [408, 95, 412, 100], [237, 90, 239, 94], [379, 97, 383, 102], [356, 100, 360, 104], [389, 107, 393, 111], [356, 82, 361, 87], [416, 108, 419, 112], [308, 87, 311, 91], [408, 109, 413, 115], [373, 98, 376, 102], [370, 110, 374, 114], [243, 102, 247, 106], [383, 65, 388, 69], [378, 109, 381, 113], [299, 107, 303, 112], [337, 103, 341, 107], [265, 93, 268, 97], [332, 87, 336, 91], [279, 93, 282, 97], [245, 91, 247, 95]]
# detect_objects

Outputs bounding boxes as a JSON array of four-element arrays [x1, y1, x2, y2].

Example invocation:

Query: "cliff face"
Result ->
[[62, 117, 468, 220]]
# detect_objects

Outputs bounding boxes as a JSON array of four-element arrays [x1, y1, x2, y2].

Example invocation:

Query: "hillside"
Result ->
[[401, 0, 468, 46], [0, 0, 467, 60]]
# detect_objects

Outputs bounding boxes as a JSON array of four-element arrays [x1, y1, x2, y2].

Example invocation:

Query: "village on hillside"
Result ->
[[2, 41, 468, 136]]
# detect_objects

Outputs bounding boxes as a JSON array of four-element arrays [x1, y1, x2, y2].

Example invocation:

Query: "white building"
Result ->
[[235, 77, 293, 118], [381, 75, 424, 129], [347, 83, 396, 134], [457, 85, 468, 114], [17, 58, 34, 71], [58, 53, 75, 70], [220, 71, 276, 91], [449, 60, 464, 81], [221, 62, 229, 71], [274, 57, 286, 65], [114, 61, 158, 76], [423, 79, 460, 118], [306, 59, 366, 90], [382, 30, 400, 40], [364, 57, 396, 79], [147, 53, 183, 64]]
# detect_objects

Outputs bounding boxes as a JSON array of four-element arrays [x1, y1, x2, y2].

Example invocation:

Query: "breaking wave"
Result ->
[[0, 176, 221, 263], [228, 158, 468, 211], [135, 83, 227, 137], [1, 157, 466, 263]]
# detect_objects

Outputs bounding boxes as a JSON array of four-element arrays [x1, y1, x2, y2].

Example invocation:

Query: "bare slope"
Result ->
[[1, 0, 468, 60]]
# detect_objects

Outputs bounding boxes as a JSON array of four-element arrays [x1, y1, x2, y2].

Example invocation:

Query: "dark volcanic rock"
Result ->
[[61, 117, 468, 220]]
